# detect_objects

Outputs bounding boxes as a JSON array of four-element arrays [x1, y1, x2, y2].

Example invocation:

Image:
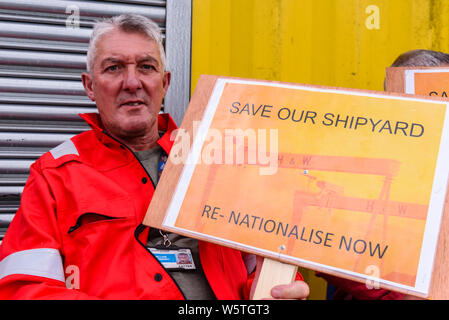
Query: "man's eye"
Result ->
[[141, 64, 156, 71], [105, 65, 119, 72]]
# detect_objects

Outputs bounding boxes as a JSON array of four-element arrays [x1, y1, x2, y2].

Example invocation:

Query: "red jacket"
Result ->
[[0, 113, 252, 299], [316, 272, 405, 300]]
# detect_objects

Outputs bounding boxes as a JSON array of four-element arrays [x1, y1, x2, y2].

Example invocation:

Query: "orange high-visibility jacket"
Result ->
[[0, 113, 252, 299]]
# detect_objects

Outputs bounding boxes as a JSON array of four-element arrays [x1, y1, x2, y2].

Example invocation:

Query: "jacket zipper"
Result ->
[[103, 130, 187, 299], [102, 130, 156, 188]]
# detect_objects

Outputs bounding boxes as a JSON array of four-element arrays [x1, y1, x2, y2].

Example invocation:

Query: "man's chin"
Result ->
[[118, 119, 157, 138]]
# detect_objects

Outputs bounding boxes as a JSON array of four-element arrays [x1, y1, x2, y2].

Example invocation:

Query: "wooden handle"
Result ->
[[250, 258, 298, 300]]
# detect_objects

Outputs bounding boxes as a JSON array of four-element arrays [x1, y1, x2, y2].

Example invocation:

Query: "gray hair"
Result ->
[[86, 14, 166, 73], [390, 49, 449, 67]]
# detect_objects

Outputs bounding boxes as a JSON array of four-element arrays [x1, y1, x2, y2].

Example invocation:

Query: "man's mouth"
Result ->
[[121, 101, 145, 107]]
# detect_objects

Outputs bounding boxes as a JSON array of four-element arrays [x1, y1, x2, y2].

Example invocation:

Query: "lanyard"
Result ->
[[157, 149, 168, 184], [148, 148, 196, 270], [154, 148, 172, 247]]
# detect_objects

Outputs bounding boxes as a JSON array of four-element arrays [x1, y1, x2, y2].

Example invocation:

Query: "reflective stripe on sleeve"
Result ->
[[0, 248, 65, 283], [50, 139, 79, 159]]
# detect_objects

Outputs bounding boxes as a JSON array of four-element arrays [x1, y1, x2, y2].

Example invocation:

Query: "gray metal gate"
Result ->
[[0, 0, 192, 242]]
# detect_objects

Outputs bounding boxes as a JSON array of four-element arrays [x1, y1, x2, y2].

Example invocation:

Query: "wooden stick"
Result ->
[[251, 258, 298, 300]]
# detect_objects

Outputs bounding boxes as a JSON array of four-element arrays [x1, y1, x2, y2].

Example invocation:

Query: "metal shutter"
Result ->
[[0, 0, 192, 243]]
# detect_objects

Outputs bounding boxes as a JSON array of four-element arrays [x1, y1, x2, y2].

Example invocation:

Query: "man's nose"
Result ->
[[122, 67, 142, 92]]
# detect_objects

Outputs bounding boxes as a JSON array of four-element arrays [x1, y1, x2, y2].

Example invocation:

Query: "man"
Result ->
[[0, 14, 309, 300]]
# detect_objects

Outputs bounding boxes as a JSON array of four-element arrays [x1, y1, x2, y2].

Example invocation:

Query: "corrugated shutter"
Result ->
[[0, 0, 191, 244]]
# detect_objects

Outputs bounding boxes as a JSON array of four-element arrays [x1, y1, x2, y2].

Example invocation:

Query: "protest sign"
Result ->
[[145, 75, 449, 298]]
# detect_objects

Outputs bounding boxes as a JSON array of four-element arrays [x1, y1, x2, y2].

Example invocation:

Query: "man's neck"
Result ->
[[127, 138, 159, 151], [110, 129, 160, 152]]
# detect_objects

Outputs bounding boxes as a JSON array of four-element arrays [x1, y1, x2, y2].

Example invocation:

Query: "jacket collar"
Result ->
[[78, 112, 178, 155]]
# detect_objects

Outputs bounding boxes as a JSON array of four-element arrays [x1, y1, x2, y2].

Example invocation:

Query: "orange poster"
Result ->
[[163, 79, 449, 296]]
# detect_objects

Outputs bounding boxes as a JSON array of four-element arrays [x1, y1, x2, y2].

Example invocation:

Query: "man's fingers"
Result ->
[[271, 281, 310, 300]]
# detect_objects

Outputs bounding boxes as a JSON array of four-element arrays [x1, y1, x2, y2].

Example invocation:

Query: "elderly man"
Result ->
[[0, 14, 309, 300]]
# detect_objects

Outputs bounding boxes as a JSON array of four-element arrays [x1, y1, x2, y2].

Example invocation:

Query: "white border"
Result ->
[[163, 78, 449, 296]]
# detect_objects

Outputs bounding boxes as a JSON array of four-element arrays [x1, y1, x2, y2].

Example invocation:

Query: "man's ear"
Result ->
[[81, 72, 96, 101], [162, 71, 171, 97]]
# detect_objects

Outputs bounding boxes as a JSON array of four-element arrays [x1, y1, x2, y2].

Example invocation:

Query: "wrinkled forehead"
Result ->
[[95, 27, 157, 51], [94, 29, 162, 66], [89, 25, 164, 70]]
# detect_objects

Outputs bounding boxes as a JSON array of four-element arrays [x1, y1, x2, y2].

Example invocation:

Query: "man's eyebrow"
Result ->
[[138, 56, 160, 66], [100, 57, 121, 67], [99, 56, 161, 67]]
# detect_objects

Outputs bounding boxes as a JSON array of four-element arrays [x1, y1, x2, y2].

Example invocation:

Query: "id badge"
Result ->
[[149, 247, 196, 270]]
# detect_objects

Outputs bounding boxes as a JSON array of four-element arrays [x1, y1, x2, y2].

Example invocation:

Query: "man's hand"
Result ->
[[252, 255, 310, 300], [270, 281, 310, 300]]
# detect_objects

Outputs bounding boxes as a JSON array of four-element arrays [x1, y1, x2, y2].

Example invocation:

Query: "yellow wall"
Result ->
[[190, 0, 449, 299], [192, 0, 449, 92]]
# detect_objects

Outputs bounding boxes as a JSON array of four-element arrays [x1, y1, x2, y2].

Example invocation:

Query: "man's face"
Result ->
[[82, 29, 170, 141]]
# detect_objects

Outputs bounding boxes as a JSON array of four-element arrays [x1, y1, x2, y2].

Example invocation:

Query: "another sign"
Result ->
[[385, 66, 449, 98]]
